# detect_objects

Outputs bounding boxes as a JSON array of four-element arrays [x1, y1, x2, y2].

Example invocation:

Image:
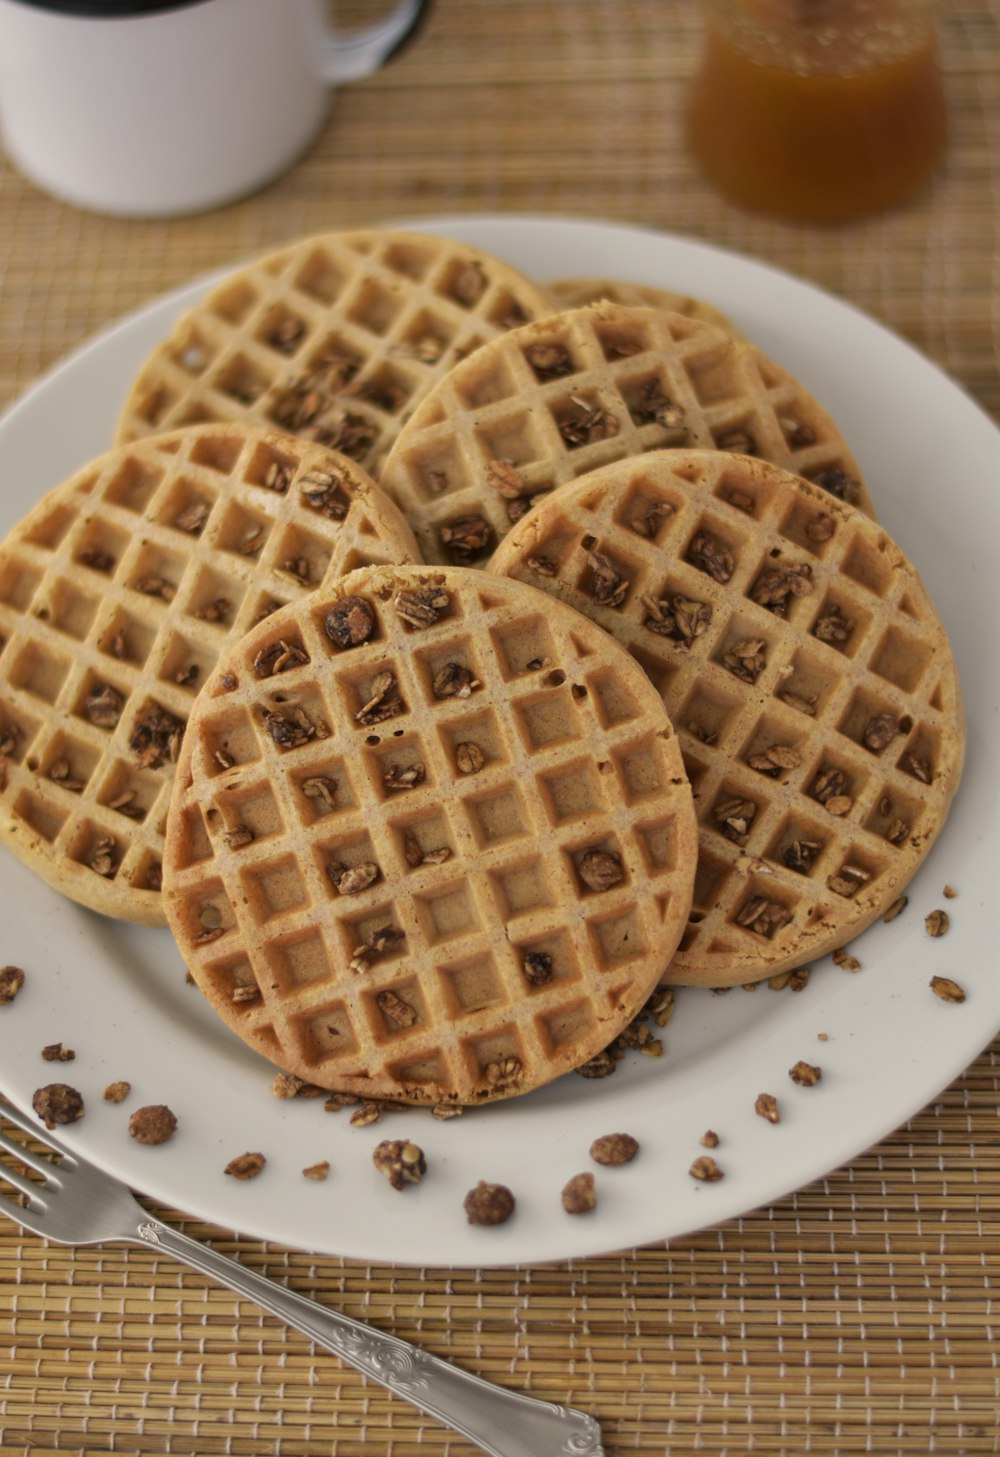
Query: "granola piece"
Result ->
[[128, 1104, 178, 1145], [641, 592, 712, 646], [430, 1102, 464, 1121], [943, 884, 958, 899], [324, 597, 376, 649], [32, 1083, 84, 1128], [686, 530, 734, 583], [629, 500, 675, 538], [394, 586, 450, 628], [716, 428, 756, 455], [383, 762, 426, 792], [699, 1130, 720, 1149], [736, 897, 792, 938], [749, 562, 813, 614], [813, 603, 854, 645], [689, 1156, 723, 1182], [827, 863, 871, 898], [223, 825, 254, 851], [930, 976, 966, 1004], [574, 1050, 617, 1079], [832, 947, 861, 971], [748, 743, 801, 777], [130, 705, 184, 770], [809, 467, 859, 503], [789, 1060, 822, 1087], [589, 1132, 639, 1166], [372, 1139, 426, 1190], [451, 260, 487, 306], [134, 573, 176, 602], [713, 796, 757, 844], [0, 965, 25, 1004], [925, 909, 949, 938], [300, 470, 349, 519], [349, 924, 404, 975], [463, 1180, 515, 1226], [482, 1056, 522, 1094], [263, 706, 320, 749], [630, 378, 685, 429], [272, 1072, 309, 1099], [103, 1081, 131, 1103], [432, 663, 479, 699], [356, 671, 404, 726], [41, 1042, 75, 1062], [88, 837, 118, 878], [77, 547, 116, 572], [882, 895, 909, 923], [806, 512, 836, 543], [486, 460, 529, 499], [586, 551, 629, 608], [561, 1172, 597, 1215], [722, 637, 767, 684], [755, 1092, 780, 1124], [225, 1151, 266, 1180], [440, 515, 493, 563], [302, 1161, 331, 1181], [522, 950, 553, 986], [783, 839, 822, 873], [349, 1101, 384, 1127], [559, 398, 620, 447], [253, 640, 309, 677], [525, 342, 573, 379], [577, 848, 624, 892], [787, 966, 811, 992]]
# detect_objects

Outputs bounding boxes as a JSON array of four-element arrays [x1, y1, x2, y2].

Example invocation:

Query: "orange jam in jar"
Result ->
[[688, 0, 947, 222]]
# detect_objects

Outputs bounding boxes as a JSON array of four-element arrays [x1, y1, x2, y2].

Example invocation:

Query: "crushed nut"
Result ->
[[85, 683, 123, 728], [349, 1100, 384, 1127], [700, 1130, 720, 1149], [689, 1156, 723, 1182], [327, 861, 380, 896], [930, 976, 966, 1004], [455, 742, 486, 775], [561, 1172, 597, 1215], [787, 966, 811, 992], [925, 909, 949, 937], [103, 1081, 131, 1103], [832, 947, 861, 972], [748, 743, 801, 777], [301, 775, 338, 810], [0, 966, 25, 1004], [577, 847, 624, 892], [325, 597, 376, 649], [755, 1092, 780, 1124], [225, 1152, 266, 1179], [789, 1060, 822, 1086], [376, 989, 419, 1028], [486, 460, 529, 501], [590, 1132, 639, 1166], [463, 1181, 515, 1225], [128, 1104, 177, 1145], [373, 1139, 426, 1190], [41, 1042, 75, 1062], [862, 713, 901, 753], [943, 884, 958, 899], [302, 1161, 331, 1181], [32, 1083, 84, 1128], [349, 925, 404, 974], [272, 1073, 308, 1099]]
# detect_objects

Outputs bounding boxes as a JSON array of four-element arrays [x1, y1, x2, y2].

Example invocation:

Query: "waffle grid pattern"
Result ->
[[163, 565, 698, 1102], [115, 230, 553, 473], [0, 425, 418, 924], [489, 450, 963, 985], [379, 303, 874, 564]]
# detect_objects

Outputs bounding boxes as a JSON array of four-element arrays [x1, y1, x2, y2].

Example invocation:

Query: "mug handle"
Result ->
[[321, 0, 431, 84]]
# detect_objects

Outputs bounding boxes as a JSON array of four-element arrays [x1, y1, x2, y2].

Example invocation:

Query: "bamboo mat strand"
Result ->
[[1, 2, 999, 1454]]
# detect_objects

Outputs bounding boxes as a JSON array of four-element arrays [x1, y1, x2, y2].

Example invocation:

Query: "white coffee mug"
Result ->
[[0, 0, 428, 217]]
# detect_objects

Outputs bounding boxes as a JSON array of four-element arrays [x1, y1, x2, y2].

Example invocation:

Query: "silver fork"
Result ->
[[0, 1096, 603, 1457]]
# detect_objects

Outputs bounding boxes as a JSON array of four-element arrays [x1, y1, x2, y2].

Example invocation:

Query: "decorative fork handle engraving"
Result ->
[[131, 1217, 603, 1457]]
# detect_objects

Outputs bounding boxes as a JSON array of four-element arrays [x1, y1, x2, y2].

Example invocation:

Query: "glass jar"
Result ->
[[688, 0, 947, 223]]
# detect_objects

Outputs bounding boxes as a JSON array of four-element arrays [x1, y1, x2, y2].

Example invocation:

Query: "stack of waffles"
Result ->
[[0, 228, 964, 1107]]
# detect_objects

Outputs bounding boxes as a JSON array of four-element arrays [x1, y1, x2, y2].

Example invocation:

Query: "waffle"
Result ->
[[488, 449, 964, 986], [161, 563, 699, 1104], [546, 277, 742, 339], [114, 230, 553, 474], [377, 303, 875, 567], [0, 424, 420, 926]]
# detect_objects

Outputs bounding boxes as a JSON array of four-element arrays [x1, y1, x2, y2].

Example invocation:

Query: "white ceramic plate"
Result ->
[[0, 216, 997, 1268]]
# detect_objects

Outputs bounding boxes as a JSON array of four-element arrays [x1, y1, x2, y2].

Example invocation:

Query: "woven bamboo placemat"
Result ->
[[1, 3, 998, 1454]]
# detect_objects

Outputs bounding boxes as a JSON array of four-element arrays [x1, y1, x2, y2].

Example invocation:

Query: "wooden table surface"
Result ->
[[0, 3, 997, 1454]]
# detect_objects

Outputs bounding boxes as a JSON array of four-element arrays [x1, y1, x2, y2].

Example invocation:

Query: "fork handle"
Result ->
[[129, 1218, 603, 1457]]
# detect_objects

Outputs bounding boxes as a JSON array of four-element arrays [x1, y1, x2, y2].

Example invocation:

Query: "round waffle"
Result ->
[[0, 424, 420, 926], [161, 564, 699, 1105], [115, 229, 553, 473], [377, 302, 875, 567], [546, 277, 742, 339], [489, 450, 964, 986]]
